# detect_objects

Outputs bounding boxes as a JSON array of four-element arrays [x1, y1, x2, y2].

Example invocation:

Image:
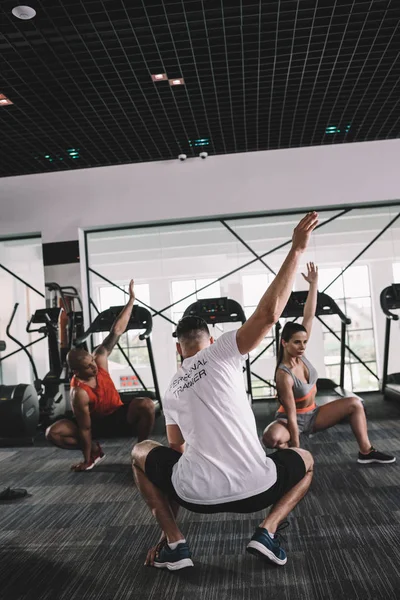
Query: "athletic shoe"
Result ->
[[90, 443, 106, 468], [153, 539, 194, 571], [357, 448, 396, 464], [246, 524, 288, 566], [0, 487, 29, 501]]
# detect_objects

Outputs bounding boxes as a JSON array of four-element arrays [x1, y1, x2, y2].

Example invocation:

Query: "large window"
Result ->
[[86, 204, 400, 397], [318, 266, 377, 392]]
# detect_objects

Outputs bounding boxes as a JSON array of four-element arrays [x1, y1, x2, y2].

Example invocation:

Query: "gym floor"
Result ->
[[0, 394, 399, 600]]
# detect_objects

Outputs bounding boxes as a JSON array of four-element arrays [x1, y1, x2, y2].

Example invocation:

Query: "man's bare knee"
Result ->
[[263, 431, 280, 449], [136, 397, 155, 415], [131, 439, 160, 470], [45, 422, 61, 444]]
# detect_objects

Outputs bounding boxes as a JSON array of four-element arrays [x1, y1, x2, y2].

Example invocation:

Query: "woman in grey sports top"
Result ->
[[262, 263, 395, 465]]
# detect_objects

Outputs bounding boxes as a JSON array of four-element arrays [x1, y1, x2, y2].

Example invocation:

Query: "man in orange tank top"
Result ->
[[45, 280, 155, 471]]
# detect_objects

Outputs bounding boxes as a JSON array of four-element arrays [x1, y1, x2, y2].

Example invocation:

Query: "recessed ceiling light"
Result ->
[[151, 73, 167, 82], [189, 138, 210, 147], [12, 5, 36, 20], [0, 94, 13, 106], [169, 78, 185, 86], [325, 124, 351, 134]]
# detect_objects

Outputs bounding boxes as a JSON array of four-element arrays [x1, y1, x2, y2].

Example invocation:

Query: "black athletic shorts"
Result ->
[[67, 404, 133, 438], [144, 446, 306, 514]]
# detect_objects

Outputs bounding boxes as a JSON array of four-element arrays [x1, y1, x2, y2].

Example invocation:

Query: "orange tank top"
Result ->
[[70, 366, 123, 417]]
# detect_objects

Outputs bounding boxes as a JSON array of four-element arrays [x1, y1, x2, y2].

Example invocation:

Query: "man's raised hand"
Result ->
[[292, 212, 319, 253], [128, 279, 135, 302]]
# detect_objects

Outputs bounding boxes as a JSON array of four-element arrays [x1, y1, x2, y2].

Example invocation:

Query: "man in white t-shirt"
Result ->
[[132, 213, 318, 571]]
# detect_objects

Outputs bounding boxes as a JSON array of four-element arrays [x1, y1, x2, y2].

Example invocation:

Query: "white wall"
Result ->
[[0, 140, 399, 243]]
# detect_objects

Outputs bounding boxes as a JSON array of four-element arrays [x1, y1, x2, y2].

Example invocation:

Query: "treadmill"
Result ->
[[175, 297, 253, 402], [380, 283, 400, 401], [276, 291, 363, 406], [75, 305, 161, 414]]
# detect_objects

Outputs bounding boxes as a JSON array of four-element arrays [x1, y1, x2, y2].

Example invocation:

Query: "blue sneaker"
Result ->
[[153, 540, 194, 571], [246, 526, 287, 566]]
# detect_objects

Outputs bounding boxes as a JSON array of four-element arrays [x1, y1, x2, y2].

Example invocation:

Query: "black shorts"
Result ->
[[67, 404, 132, 438], [144, 446, 306, 514]]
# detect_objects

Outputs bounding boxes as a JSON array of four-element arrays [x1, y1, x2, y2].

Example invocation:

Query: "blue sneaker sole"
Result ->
[[246, 541, 287, 566], [154, 558, 194, 571]]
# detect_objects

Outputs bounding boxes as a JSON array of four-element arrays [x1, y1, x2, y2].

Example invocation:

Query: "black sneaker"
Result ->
[[357, 448, 396, 464], [153, 539, 194, 571], [246, 522, 289, 566]]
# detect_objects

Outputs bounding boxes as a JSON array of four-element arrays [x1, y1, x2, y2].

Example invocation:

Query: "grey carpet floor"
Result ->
[[0, 394, 400, 600]]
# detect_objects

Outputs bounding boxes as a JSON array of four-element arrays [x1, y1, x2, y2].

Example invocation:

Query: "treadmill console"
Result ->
[[75, 305, 153, 345], [184, 297, 246, 325], [280, 291, 350, 324], [196, 297, 229, 317]]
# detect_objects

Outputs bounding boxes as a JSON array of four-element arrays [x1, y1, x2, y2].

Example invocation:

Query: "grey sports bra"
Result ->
[[278, 355, 318, 400]]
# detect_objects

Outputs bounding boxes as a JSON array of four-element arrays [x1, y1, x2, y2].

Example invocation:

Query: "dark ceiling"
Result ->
[[0, 0, 399, 178]]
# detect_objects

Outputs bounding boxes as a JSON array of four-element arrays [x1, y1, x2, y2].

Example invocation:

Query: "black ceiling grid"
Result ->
[[0, 0, 399, 178]]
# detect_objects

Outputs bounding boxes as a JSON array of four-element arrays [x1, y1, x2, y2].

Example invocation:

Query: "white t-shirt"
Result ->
[[163, 330, 277, 504]]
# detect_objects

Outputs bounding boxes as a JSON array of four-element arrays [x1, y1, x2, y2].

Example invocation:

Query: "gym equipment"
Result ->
[[0, 283, 87, 427], [6, 302, 67, 426], [380, 283, 400, 401], [75, 304, 161, 413], [277, 291, 364, 406], [174, 297, 253, 402], [26, 305, 68, 423], [46, 282, 86, 364], [0, 339, 40, 440]]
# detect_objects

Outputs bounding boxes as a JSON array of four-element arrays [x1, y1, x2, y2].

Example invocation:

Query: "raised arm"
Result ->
[[276, 370, 300, 448], [301, 262, 318, 337], [94, 279, 135, 369], [236, 212, 319, 355]]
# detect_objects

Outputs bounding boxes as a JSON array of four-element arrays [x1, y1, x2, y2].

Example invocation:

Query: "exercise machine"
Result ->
[[0, 337, 40, 441], [46, 282, 86, 365], [380, 283, 400, 401], [276, 291, 363, 406], [4, 302, 67, 428], [75, 304, 161, 414], [175, 297, 254, 402], [0, 283, 86, 437], [26, 305, 68, 423]]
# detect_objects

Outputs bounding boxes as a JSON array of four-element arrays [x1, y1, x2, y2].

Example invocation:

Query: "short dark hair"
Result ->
[[67, 348, 91, 371], [175, 316, 210, 343]]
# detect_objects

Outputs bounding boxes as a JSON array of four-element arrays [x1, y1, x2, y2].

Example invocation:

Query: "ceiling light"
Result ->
[[12, 5, 36, 20], [325, 124, 351, 135], [189, 138, 210, 147], [151, 73, 167, 82], [0, 94, 13, 106], [169, 78, 185, 86]]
